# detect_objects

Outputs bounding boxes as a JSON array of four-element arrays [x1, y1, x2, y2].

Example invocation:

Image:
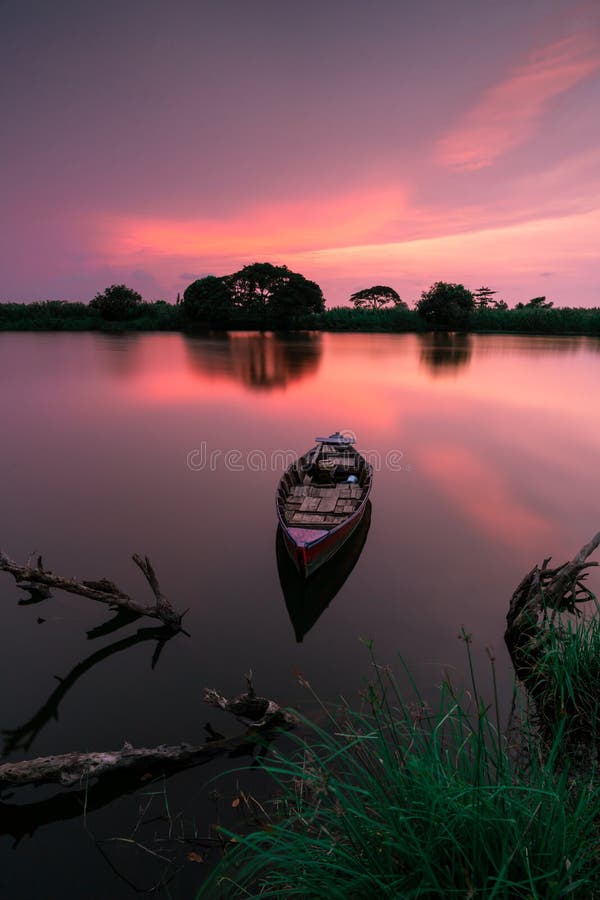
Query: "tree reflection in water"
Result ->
[[184, 331, 322, 391], [418, 332, 472, 376]]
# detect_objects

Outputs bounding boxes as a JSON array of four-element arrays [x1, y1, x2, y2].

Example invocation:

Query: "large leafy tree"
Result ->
[[349, 285, 406, 309], [269, 273, 325, 325], [182, 275, 233, 324], [90, 284, 143, 320], [416, 281, 475, 330], [228, 262, 324, 322], [228, 263, 291, 311]]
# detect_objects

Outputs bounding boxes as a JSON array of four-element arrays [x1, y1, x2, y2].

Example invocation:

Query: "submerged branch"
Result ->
[[0, 549, 183, 630]]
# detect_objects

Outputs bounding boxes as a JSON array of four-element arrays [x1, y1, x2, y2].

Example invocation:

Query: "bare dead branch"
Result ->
[[0, 550, 182, 630]]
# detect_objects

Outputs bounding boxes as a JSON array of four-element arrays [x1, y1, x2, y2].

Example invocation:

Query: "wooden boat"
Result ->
[[276, 432, 373, 577], [277, 501, 372, 641]]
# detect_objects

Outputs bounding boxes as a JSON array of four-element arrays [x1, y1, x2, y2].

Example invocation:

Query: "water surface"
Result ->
[[1, 331, 599, 897]]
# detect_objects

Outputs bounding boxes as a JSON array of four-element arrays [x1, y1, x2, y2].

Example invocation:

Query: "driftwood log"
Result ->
[[505, 530, 600, 679], [0, 738, 263, 790], [0, 676, 297, 790], [0, 729, 270, 843], [0, 550, 183, 630]]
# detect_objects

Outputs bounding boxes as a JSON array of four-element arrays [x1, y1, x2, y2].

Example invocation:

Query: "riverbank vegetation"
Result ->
[[199, 645, 600, 898], [197, 536, 600, 898], [2, 533, 600, 894], [2, 264, 600, 335]]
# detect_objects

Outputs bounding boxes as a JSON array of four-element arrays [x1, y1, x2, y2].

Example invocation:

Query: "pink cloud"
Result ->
[[103, 185, 413, 260], [436, 33, 600, 171]]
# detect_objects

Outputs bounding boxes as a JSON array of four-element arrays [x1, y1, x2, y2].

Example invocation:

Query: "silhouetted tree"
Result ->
[[474, 286, 498, 308], [516, 296, 554, 310], [90, 284, 143, 321], [228, 262, 324, 323], [416, 281, 475, 329], [349, 285, 406, 309], [182, 276, 233, 325], [269, 273, 325, 325]]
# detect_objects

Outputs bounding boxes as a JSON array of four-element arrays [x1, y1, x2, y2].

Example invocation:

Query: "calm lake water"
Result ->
[[1, 331, 599, 897]]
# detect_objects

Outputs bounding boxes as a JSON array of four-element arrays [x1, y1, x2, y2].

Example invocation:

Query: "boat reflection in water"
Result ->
[[277, 501, 372, 642]]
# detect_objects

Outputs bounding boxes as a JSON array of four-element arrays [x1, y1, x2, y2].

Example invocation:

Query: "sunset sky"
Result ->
[[2, 0, 599, 306]]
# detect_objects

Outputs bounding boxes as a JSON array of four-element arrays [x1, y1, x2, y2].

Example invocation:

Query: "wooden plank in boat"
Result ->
[[300, 497, 321, 512], [308, 485, 341, 498], [317, 496, 338, 513], [291, 512, 327, 525], [291, 485, 309, 497]]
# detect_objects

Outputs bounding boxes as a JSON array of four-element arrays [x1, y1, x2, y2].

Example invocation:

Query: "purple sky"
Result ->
[[2, 0, 599, 306]]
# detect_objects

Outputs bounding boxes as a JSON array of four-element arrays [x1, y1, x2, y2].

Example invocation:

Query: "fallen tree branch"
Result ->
[[0, 727, 274, 843], [0, 550, 183, 630], [0, 739, 250, 789], [0, 677, 297, 790]]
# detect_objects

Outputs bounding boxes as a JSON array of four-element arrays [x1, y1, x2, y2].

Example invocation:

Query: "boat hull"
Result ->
[[277, 502, 372, 641], [279, 501, 368, 577]]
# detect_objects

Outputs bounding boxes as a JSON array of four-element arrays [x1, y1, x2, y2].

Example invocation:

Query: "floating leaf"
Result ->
[[187, 851, 204, 864]]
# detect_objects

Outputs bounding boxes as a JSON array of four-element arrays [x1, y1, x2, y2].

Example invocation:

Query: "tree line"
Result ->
[[1, 263, 599, 334]]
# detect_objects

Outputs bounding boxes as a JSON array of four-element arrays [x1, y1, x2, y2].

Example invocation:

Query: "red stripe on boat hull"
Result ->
[[280, 505, 367, 577]]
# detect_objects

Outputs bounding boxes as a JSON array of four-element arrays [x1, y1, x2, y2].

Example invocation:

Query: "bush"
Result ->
[[321, 306, 421, 332], [0, 301, 99, 330], [89, 284, 143, 321]]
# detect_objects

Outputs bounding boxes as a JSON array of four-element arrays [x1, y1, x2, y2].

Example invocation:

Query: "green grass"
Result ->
[[525, 602, 600, 742], [199, 643, 600, 898]]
